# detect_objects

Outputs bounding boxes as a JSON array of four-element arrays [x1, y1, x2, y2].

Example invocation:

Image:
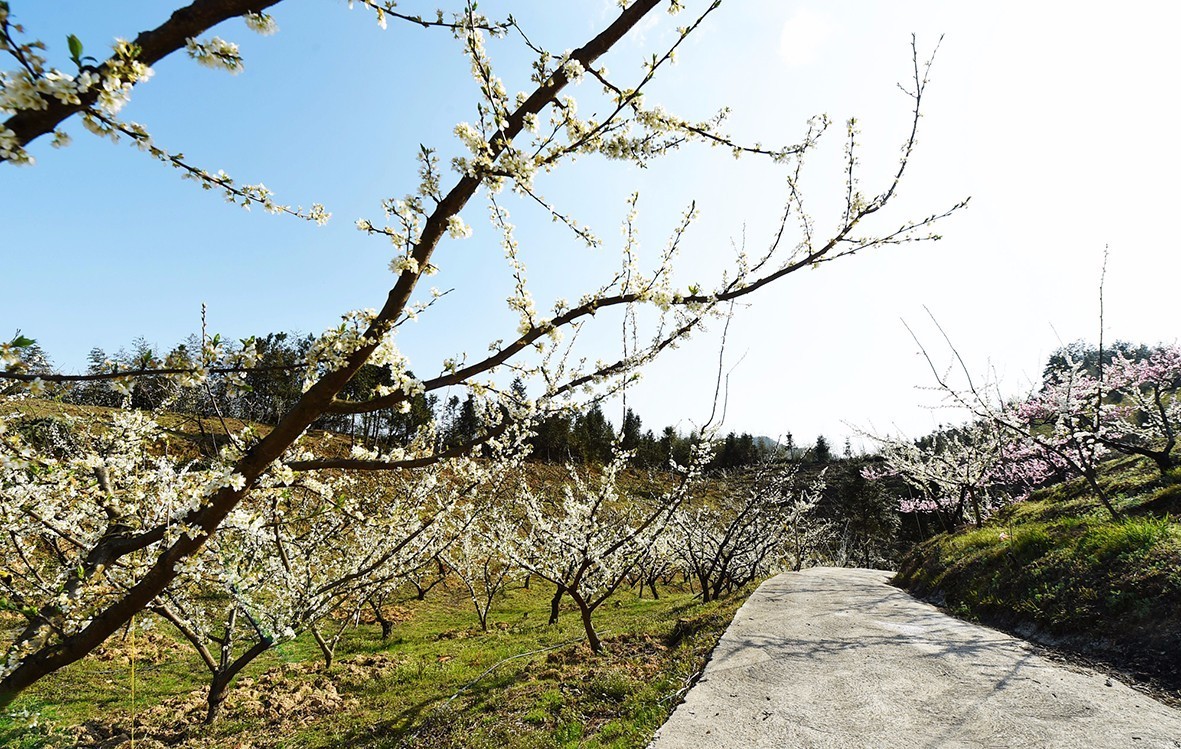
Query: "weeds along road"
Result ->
[[648, 567, 1181, 749]]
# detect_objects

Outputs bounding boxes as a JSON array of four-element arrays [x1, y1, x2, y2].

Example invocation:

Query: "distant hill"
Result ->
[[753, 435, 779, 451]]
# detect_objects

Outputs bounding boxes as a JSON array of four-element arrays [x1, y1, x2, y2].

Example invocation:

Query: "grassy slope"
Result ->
[[4, 581, 750, 748], [895, 454, 1181, 695]]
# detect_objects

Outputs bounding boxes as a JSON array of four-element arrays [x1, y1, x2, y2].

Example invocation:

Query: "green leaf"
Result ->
[[9, 333, 35, 348], [67, 33, 83, 64]]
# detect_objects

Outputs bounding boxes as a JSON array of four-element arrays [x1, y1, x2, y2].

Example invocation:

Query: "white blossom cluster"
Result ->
[[440, 501, 514, 630], [156, 416, 530, 705], [0, 408, 247, 678], [492, 440, 709, 648], [243, 12, 279, 36], [0, 12, 148, 164], [184, 37, 243, 74], [355, 150, 463, 276], [0, 336, 29, 372], [301, 309, 426, 406], [0, 394, 533, 686]]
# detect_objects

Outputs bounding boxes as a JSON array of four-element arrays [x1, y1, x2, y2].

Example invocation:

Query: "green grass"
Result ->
[[8, 580, 750, 748], [895, 455, 1181, 691]]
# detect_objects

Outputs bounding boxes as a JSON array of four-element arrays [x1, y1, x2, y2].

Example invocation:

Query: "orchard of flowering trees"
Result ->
[[0, 394, 839, 722], [864, 341, 1181, 525], [0, 0, 965, 710]]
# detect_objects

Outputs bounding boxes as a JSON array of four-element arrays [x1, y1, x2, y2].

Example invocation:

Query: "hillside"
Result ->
[[895, 454, 1181, 698]]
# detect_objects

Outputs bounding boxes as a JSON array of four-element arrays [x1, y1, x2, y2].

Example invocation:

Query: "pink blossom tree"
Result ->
[[909, 322, 1120, 518], [863, 421, 1011, 527], [1099, 345, 1181, 474]]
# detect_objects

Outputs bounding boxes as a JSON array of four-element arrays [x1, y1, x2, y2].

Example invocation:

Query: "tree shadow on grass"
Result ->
[[334, 667, 534, 748]]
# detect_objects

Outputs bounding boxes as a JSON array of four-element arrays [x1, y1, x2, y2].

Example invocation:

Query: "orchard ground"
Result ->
[[2, 574, 749, 748]]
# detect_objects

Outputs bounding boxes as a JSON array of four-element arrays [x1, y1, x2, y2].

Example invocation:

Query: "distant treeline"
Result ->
[[9, 331, 818, 471]]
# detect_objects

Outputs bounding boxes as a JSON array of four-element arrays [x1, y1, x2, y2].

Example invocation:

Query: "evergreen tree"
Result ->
[[443, 394, 481, 449], [529, 411, 574, 462], [811, 435, 832, 464], [620, 407, 643, 450], [571, 403, 614, 464]]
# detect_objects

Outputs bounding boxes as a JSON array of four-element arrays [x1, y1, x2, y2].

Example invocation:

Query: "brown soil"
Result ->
[[70, 652, 407, 748]]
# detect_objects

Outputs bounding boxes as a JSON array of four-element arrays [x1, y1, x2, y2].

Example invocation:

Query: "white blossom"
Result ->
[[243, 12, 279, 35]]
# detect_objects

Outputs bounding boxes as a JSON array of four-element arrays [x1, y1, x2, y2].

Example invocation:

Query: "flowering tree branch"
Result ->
[[1, 0, 281, 160], [0, 1, 665, 705]]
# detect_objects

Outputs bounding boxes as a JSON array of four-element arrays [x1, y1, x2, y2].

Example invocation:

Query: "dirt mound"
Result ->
[[71, 651, 408, 747], [93, 627, 186, 666]]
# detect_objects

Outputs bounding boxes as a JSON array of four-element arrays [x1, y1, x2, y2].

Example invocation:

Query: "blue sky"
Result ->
[[4, 1, 1181, 447]]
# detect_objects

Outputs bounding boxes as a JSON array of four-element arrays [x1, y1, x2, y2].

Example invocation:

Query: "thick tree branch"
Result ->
[[3, 0, 282, 157]]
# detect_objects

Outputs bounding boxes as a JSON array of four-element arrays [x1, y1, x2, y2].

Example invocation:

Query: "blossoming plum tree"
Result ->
[[495, 444, 709, 652], [0, 0, 964, 705], [442, 514, 513, 633], [862, 422, 1009, 526], [671, 461, 825, 601]]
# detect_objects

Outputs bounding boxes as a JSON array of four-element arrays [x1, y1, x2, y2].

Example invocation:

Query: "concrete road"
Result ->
[[649, 568, 1181, 749]]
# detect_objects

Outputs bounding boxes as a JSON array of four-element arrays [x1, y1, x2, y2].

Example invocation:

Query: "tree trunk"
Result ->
[[689, 571, 708, 600], [205, 673, 232, 725], [369, 600, 393, 640], [1152, 450, 1177, 476], [548, 583, 565, 626], [569, 591, 602, 653], [1084, 469, 1121, 520], [203, 636, 272, 723], [311, 626, 334, 670]]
